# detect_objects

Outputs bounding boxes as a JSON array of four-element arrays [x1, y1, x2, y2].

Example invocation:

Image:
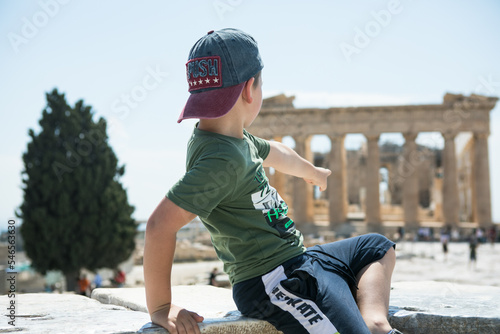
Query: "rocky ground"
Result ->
[[392, 241, 499, 287]]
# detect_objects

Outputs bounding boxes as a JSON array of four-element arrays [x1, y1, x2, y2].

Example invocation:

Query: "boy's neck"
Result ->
[[198, 111, 245, 139]]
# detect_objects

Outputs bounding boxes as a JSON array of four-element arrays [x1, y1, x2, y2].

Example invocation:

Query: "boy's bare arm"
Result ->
[[144, 197, 204, 334], [263, 141, 331, 191]]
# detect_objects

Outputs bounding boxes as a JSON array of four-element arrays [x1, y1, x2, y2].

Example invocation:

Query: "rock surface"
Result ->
[[92, 286, 236, 319], [0, 293, 149, 334], [388, 281, 500, 334], [94, 282, 500, 334], [2, 282, 499, 333]]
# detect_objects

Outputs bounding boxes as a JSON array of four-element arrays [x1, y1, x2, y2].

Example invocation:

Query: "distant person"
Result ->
[[113, 269, 126, 287], [440, 228, 450, 261], [93, 273, 103, 289], [397, 226, 405, 242], [418, 227, 430, 241], [208, 268, 219, 286], [469, 232, 479, 270], [78, 274, 91, 296], [476, 228, 485, 243], [487, 226, 497, 247]]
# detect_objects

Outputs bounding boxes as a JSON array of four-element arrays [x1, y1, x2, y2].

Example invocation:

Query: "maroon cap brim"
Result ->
[[178, 82, 246, 123]]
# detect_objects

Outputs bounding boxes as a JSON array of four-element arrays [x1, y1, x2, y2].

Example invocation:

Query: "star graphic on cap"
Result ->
[[192, 80, 197, 86], [198, 79, 203, 85], [189, 81, 193, 86], [213, 78, 219, 83], [205, 78, 210, 84]]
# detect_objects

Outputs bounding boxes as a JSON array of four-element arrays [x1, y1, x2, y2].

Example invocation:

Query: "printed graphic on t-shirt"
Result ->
[[251, 167, 296, 238]]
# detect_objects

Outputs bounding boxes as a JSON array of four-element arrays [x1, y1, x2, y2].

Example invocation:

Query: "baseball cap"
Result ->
[[177, 28, 264, 123]]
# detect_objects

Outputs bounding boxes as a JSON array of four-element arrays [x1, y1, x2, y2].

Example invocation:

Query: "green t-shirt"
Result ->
[[167, 126, 306, 285]]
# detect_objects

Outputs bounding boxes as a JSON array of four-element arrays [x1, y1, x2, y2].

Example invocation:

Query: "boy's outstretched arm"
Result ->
[[144, 197, 204, 334], [263, 141, 331, 191]]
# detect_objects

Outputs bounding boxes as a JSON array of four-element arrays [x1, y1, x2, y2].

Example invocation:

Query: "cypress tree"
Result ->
[[19, 88, 136, 291]]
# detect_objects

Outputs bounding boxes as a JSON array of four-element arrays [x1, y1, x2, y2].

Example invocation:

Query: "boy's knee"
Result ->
[[364, 315, 392, 334], [383, 246, 396, 265]]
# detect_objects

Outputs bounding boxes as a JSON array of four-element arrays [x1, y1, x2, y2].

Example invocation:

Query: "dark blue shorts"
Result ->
[[232, 233, 395, 334]]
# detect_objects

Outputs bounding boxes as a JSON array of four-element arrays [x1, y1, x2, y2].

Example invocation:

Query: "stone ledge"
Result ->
[[388, 281, 500, 334], [93, 282, 500, 334], [138, 316, 280, 334], [92, 286, 282, 333], [2, 281, 499, 333]]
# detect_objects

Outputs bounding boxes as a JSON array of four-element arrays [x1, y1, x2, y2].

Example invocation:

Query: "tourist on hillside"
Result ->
[[487, 225, 497, 247], [208, 268, 219, 287], [440, 227, 450, 261], [78, 274, 91, 296], [113, 269, 126, 287], [93, 273, 103, 289], [469, 231, 479, 270]]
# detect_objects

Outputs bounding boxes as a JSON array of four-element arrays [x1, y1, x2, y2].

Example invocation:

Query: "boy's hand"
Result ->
[[303, 167, 331, 191], [151, 304, 204, 334]]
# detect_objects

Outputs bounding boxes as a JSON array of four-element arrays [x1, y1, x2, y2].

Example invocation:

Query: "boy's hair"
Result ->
[[178, 28, 264, 123], [253, 71, 261, 88]]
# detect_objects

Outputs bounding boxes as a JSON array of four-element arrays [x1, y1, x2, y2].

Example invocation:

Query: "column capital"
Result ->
[[442, 131, 458, 141], [328, 133, 346, 142], [473, 132, 490, 140], [293, 134, 311, 143], [403, 132, 418, 142], [364, 133, 380, 142]]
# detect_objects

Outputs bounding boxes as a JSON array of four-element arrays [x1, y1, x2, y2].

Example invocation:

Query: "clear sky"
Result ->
[[1, 0, 499, 231]]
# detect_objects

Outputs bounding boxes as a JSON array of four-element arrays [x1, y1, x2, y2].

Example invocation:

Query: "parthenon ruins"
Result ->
[[248, 93, 498, 233]]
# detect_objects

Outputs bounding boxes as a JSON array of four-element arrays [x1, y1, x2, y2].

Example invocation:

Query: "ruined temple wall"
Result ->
[[249, 93, 497, 228]]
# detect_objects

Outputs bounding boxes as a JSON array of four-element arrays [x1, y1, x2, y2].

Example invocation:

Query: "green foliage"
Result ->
[[19, 88, 136, 275]]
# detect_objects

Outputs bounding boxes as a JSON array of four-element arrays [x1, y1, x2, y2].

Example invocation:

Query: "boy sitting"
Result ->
[[144, 28, 401, 334]]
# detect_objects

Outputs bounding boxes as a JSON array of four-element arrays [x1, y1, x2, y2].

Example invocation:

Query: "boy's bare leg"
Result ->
[[355, 247, 396, 334]]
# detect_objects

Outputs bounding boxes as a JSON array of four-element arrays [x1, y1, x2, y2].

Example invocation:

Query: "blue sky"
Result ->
[[1, 0, 499, 231]]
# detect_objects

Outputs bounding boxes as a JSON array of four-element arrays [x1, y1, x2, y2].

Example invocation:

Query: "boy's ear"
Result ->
[[241, 77, 255, 104]]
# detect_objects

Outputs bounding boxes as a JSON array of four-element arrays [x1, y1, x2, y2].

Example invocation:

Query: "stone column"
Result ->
[[293, 135, 314, 225], [473, 132, 492, 227], [442, 132, 459, 226], [402, 133, 420, 230], [433, 175, 444, 222], [328, 134, 348, 226], [364, 134, 381, 229]]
